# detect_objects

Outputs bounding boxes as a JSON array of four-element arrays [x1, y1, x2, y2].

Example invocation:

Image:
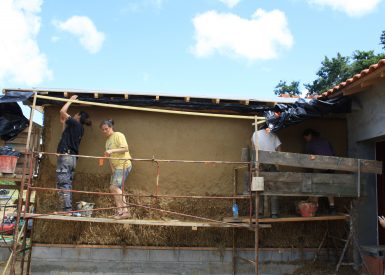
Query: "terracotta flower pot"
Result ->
[[298, 201, 318, 217]]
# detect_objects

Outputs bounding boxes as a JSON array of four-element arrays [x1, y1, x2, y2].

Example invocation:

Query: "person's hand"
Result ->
[[378, 216, 385, 228], [69, 95, 78, 100], [104, 150, 112, 156]]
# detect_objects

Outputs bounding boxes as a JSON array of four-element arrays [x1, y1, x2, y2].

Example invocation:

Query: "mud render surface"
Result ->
[[33, 106, 350, 248]]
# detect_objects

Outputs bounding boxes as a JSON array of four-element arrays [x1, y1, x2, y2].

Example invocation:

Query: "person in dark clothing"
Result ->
[[56, 95, 91, 214], [303, 128, 336, 215]]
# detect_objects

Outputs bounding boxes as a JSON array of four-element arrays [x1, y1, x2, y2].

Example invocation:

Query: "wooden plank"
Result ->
[[37, 95, 257, 120], [6, 137, 28, 144], [259, 150, 382, 174], [0, 174, 22, 182], [24, 214, 271, 228], [260, 172, 357, 197], [223, 214, 349, 223]]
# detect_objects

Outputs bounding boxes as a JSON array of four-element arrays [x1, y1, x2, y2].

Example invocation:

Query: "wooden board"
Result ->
[[24, 214, 271, 228], [260, 172, 357, 197], [223, 214, 349, 223], [0, 174, 23, 182], [259, 150, 382, 174]]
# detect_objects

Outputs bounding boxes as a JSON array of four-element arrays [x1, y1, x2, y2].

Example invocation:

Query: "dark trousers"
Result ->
[[56, 155, 76, 211]]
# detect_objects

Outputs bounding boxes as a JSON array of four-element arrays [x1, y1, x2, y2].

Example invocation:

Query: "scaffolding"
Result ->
[[1, 91, 382, 275]]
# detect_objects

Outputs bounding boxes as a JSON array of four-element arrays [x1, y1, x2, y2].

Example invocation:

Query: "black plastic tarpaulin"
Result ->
[[0, 91, 32, 141], [264, 97, 351, 132]]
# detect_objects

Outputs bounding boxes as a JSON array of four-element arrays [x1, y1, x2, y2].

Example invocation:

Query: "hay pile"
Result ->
[[32, 158, 349, 248]]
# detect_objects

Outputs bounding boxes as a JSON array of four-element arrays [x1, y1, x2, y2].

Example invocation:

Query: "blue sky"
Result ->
[[1, 0, 384, 100]]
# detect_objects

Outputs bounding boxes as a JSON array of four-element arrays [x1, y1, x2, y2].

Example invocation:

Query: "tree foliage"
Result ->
[[275, 31, 385, 96], [350, 50, 385, 75], [381, 30, 385, 51], [304, 53, 350, 95], [274, 80, 301, 96]]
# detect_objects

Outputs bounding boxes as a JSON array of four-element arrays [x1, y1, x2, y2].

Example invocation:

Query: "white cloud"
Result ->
[[0, 0, 52, 85], [191, 9, 294, 61], [218, 0, 241, 8], [307, 0, 381, 17], [54, 16, 105, 54]]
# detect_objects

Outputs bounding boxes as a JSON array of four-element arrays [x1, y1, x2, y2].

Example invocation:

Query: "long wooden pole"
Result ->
[[36, 94, 264, 120], [254, 116, 260, 275], [232, 168, 238, 275]]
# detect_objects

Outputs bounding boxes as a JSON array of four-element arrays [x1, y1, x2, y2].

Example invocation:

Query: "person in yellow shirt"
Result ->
[[100, 119, 132, 219]]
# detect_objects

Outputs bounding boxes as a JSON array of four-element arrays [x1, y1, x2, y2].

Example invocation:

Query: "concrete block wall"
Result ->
[[30, 245, 337, 275]]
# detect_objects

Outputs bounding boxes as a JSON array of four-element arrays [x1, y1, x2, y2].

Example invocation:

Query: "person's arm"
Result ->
[[105, 147, 128, 155], [60, 95, 78, 123]]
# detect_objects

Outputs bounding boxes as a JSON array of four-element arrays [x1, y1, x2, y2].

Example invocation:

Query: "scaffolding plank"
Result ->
[[24, 214, 271, 228], [0, 174, 23, 182], [259, 150, 382, 174], [260, 172, 357, 197], [223, 214, 349, 223]]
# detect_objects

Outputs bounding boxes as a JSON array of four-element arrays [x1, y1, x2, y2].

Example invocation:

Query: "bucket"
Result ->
[[298, 201, 318, 217], [0, 155, 18, 174]]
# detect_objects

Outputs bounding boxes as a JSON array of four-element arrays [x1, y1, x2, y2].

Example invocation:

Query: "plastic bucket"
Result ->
[[0, 155, 18, 174]]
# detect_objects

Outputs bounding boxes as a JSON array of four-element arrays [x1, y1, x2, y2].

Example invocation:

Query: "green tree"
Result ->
[[274, 80, 301, 96], [380, 30, 385, 50], [275, 31, 385, 96], [350, 50, 385, 75], [304, 53, 350, 95]]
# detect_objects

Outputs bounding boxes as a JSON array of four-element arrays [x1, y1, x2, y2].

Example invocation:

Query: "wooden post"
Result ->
[[232, 167, 238, 275], [253, 116, 260, 275]]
